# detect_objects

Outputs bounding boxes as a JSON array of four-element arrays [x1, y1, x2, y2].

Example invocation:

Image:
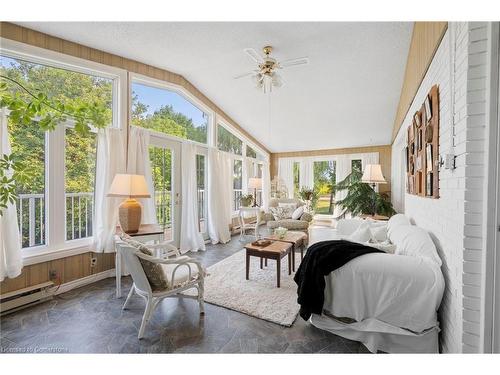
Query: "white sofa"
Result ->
[[308, 214, 445, 353]]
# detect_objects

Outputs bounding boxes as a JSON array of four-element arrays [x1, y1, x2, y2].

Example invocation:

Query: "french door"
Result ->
[[149, 136, 181, 247]]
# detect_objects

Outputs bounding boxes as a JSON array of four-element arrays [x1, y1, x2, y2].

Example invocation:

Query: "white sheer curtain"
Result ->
[[92, 127, 126, 253], [244, 158, 255, 194], [127, 126, 156, 224], [0, 109, 22, 281], [278, 158, 294, 198], [207, 148, 232, 244], [334, 155, 351, 218], [300, 158, 313, 189], [262, 161, 271, 211], [180, 142, 206, 253]]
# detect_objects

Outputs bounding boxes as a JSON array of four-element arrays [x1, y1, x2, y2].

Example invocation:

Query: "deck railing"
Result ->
[[17, 189, 208, 248]]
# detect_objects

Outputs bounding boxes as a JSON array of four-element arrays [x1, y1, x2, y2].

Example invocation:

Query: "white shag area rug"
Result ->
[[188, 249, 301, 326]]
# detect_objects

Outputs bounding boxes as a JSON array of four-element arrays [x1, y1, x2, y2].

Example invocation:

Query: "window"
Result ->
[[233, 159, 243, 211], [65, 128, 97, 241], [256, 163, 264, 206], [351, 159, 362, 173], [149, 146, 173, 239], [131, 82, 208, 144], [313, 161, 336, 214], [246, 145, 257, 158], [2, 54, 114, 250], [293, 162, 301, 198], [217, 124, 242, 155], [196, 154, 207, 234]]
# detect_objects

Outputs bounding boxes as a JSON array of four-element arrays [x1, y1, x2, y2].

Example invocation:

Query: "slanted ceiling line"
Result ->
[[0, 22, 269, 154]]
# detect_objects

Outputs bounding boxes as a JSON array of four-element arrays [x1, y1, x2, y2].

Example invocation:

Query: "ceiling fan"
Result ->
[[234, 46, 309, 93]]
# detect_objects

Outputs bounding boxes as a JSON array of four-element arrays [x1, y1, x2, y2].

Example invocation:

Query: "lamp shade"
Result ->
[[361, 164, 386, 184], [107, 174, 151, 198], [248, 177, 263, 189]]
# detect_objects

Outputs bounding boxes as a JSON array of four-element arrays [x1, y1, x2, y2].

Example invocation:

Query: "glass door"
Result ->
[[149, 136, 181, 246]]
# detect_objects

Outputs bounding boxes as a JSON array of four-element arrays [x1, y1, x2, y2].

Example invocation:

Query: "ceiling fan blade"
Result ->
[[279, 57, 309, 68], [244, 48, 264, 64], [233, 71, 256, 79]]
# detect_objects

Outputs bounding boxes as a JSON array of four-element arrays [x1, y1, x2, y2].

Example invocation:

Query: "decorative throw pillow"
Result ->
[[278, 203, 297, 219], [270, 207, 287, 221], [120, 234, 169, 291], [370, 225, 388, 242], [291, 205, 305, 220], [347, 222, 372, 243], [393, 226, 442, 266]]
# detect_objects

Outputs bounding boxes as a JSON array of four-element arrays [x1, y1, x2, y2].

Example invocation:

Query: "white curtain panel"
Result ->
[[127, 126, 157, 224], [207, 148, 232, 244], [262, 161, 272, 211], [244, 158, 255, 194], [92, 127, 126, 253], [278, 158, 294, 198], [0, 109, 23, 281], [300, 158, 314, 189], [180, 142, 206, 253], [334, 155, 351, 218]]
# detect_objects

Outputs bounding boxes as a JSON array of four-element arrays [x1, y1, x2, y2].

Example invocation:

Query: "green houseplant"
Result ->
[[298, 187, 318, 213], [239, 194, 254, 207], [332, 169, 396, 217]]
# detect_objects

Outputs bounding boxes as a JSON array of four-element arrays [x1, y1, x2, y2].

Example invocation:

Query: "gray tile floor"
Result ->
[[0, 234, 370, 354]]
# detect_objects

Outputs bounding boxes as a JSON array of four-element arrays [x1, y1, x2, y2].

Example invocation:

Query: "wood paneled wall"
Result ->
[[391, 22, 448, 141], [0, 22, 269, 154], [0, 253, 115, 294], [270, 144, 392, 193]]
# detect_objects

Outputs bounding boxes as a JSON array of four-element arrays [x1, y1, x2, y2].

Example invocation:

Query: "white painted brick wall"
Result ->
[[391, 22, 490, 353]]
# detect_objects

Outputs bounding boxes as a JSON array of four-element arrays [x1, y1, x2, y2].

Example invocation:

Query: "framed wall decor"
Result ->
[[406, 85, 439, 199]]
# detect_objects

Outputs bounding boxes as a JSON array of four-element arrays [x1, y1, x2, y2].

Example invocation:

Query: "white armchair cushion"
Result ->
[[336, 218, 363, 236], [370, 225, 388, 242], [161, 261, 200, 288]]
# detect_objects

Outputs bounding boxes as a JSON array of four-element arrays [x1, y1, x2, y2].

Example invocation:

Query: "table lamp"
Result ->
[[248, 177, 262, 207], [107, 174, 151, 234], [361, 164, 386, 216]]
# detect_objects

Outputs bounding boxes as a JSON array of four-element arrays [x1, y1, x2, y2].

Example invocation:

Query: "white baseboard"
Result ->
[[52, 269, 115, 295]]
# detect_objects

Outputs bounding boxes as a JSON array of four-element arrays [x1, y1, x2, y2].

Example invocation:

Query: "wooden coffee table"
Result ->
[[244, 240, 293, 288], [264, 231, 308, 271]]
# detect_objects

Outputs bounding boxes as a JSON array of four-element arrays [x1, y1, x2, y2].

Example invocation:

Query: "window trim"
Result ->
[[1, 38, 127, 258], [129, 73, 213, 147]]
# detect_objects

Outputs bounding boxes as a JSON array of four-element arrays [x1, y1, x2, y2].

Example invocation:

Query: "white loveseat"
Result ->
[[308, 214, 445, 353]]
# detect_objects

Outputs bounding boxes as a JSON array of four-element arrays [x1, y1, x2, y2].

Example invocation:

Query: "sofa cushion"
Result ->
[[347, 222, 372, 243], [393, 226, 442, 266], [267, 219, 309, 230], [387, 214, 411, 242], [336, 218, 363, 236], [269, 207, 287, 220], [161, 262, 199, 289], [370, 225, 388, 242]]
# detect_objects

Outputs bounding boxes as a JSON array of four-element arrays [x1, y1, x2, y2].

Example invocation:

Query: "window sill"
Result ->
[[22, 239, 95, 266]]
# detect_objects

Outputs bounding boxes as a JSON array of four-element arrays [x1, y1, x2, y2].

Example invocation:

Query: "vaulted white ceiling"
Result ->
[[17, 22, 412, 152]]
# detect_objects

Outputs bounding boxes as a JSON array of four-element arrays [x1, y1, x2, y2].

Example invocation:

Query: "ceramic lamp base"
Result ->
[[119, 198, 142, 234]]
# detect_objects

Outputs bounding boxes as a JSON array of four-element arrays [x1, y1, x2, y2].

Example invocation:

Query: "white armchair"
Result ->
[[117, 241, 206, 339]]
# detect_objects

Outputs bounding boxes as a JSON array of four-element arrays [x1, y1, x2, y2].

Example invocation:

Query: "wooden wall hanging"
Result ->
[[405, 85, 439, 198]]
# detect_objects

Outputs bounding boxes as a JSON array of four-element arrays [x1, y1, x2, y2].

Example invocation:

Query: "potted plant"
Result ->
[[332, 170, 396, 217], [239, 194, 254, 207], [298, 187, 318, 213]]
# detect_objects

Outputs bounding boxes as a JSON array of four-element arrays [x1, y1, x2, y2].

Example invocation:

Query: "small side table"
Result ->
[[115, 224, 164, 298], [264, 231, 308, 272], [359, 214, 389, 221], [244, 240, 293, 288], [238, 207, 261, 241]]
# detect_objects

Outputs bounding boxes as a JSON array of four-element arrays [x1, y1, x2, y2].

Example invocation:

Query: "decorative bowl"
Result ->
[[274, 227, 288, 239]]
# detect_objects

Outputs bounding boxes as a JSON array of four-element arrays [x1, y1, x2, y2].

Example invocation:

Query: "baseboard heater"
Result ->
[[0, 281, 54, 316]]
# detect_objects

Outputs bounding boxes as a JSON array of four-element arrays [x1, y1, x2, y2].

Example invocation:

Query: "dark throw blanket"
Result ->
[[294, 240, 383, 321]]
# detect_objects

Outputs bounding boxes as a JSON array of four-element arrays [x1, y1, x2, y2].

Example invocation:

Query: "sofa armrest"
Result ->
[[300, 212, 313, 222], [263, 212, 275, 222]]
